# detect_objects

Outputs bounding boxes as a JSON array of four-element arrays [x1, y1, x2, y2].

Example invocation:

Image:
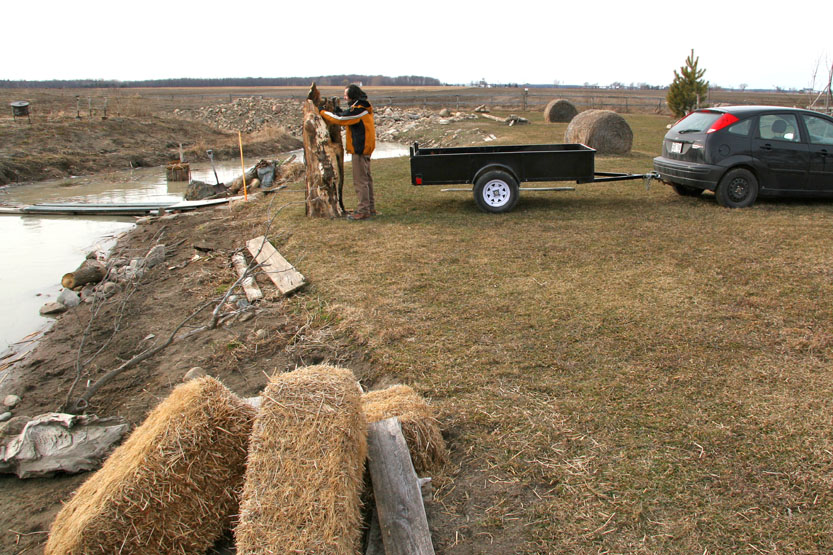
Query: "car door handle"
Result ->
[[820, 149, 829, 157], [760, 144, 773, 151]]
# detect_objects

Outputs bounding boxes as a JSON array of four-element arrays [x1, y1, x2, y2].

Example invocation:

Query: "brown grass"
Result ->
[[21, 89, 833, 552], [235, 365, 367, 554], [363, 384, 448, 474], [44, 377, 255, 555], [253, 111, 833, 553]]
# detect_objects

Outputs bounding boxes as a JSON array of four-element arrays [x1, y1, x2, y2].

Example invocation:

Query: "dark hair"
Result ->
[[345, 84, 367, 102]]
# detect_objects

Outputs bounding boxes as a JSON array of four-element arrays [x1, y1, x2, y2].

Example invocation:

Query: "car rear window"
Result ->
[[670, 111, 722, 134]]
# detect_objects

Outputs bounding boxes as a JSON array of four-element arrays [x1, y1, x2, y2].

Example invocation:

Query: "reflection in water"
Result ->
[[0, 143, 410, 353]]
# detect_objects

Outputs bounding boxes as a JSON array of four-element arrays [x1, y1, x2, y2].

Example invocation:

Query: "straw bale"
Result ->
[[543, 98, 578, 123], [236, 364, 367, 555], [362, 385, 447, 475], [44, 377, 255, 555], [564, 109, 633, 154]]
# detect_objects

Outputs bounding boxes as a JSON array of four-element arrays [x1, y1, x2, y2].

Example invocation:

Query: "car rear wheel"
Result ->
[[716, 168, 758, 208], [671, 184, 704, 197], [473, 170, 519, 213]]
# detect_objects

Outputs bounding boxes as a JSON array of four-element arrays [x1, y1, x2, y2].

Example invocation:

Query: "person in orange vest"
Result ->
[[319, 84, 377, 220]]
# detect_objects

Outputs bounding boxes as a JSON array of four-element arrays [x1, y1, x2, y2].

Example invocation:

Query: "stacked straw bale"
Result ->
[[543, 98, 578, 123], [44, 377, 255, 555], [236, 365, 367, 554], [564, 109, 633, 154], [362, 384, 447, 475]]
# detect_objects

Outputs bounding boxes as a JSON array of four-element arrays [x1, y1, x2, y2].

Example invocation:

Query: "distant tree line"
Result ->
[[0, 75, 442, 89]]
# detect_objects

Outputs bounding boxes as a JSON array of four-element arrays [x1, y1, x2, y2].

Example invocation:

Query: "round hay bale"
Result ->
[[564, 109, 633, 154], [362, 385, 448, 474], [543, 99, 578, 123]]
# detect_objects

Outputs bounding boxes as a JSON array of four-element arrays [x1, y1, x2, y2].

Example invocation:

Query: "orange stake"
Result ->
[[238, 131, 247, 201]]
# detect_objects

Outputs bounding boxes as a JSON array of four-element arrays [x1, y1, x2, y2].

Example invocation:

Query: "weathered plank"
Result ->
[[245, 236, 305, 296], [231, 252, 263, 302], [366, 417, 435, 555]]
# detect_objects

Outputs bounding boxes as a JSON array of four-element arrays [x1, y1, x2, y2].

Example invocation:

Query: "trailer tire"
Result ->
[[474, 171, 519, 213]]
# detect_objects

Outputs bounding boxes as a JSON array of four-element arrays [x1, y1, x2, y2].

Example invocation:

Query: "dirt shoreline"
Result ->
[[0, 189, 385, 553]]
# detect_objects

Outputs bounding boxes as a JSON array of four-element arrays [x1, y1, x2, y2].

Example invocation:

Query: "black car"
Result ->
[[653, 105, 833, 207]]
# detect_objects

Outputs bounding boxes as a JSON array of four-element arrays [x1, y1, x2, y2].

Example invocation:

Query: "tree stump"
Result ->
[[165, 162, 190, 182], [302, 83, 344, 218]]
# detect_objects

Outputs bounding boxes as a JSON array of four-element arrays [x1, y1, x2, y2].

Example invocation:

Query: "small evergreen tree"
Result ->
[[667, 49, 709, 118]]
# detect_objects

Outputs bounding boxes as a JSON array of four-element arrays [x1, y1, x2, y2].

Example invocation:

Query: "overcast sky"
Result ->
[[5, 1, 831, 91]]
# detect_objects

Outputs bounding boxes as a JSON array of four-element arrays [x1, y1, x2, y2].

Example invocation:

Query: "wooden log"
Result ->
[[245, 236, 305, 296], [231, 252, 263, 302], [479, 113, 508, 123], [229, 166, 259, 194], [302, 83, 344, 218], [61, 259, 106, 289], [366, 417, 435, 555]]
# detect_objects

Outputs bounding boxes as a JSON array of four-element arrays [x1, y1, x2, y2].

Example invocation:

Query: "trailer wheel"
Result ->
[[474, 171, 519, 213]]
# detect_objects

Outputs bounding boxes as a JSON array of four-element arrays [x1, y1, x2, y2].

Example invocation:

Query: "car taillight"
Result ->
[[706, 113, 739, 133]]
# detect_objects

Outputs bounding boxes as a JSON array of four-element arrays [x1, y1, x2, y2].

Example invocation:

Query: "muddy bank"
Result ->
[[0, 194, 377, 554], [0, 115, 301, 186]]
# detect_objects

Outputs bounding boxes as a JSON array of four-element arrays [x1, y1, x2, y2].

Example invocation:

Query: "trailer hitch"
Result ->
[[644, 171, 660, 191]]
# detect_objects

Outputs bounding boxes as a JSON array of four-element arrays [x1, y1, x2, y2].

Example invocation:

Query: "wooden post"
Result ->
[[302, 83, 344, 218], [366, 418, 435, 555]]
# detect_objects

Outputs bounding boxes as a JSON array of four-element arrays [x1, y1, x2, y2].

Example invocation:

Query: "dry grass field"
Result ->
[[0, 85, 814, 117], [3, 87, 833, 553], [271, 109, 833, 553]]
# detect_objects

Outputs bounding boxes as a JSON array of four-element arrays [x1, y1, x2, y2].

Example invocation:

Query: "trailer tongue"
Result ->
[[409, 142, 657, 213]]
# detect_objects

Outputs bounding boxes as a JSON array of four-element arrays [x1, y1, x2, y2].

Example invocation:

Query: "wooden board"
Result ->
[[246, 236, 306, 296], [366, 418, 435, 555], [231, 252, 264, 302]]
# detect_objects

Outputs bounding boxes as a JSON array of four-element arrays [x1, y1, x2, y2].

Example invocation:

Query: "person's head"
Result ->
[[344, 84, 367, 103]]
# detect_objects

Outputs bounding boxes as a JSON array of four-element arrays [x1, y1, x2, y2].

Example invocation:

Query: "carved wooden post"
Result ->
[[302, 83, 344, 218]]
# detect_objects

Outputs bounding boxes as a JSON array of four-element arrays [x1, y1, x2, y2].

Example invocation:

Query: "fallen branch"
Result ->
[[68, 262, 260, 413]]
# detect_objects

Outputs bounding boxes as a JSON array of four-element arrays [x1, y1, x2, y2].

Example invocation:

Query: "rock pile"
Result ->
[[173, 97, 490, 147], [174, 98, 304, 136]]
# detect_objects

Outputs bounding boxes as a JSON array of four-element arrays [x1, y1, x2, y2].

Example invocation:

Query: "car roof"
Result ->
[[701, 105, 825, 117]]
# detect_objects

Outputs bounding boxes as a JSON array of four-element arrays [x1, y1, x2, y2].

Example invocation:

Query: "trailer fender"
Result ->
[[472, 164, 519, 186]]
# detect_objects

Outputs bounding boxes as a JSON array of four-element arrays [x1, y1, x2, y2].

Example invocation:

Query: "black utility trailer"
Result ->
[[409, 142, 655, 213]]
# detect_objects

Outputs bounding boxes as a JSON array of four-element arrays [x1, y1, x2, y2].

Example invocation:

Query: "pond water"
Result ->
[[0, 143, 410, 355]]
